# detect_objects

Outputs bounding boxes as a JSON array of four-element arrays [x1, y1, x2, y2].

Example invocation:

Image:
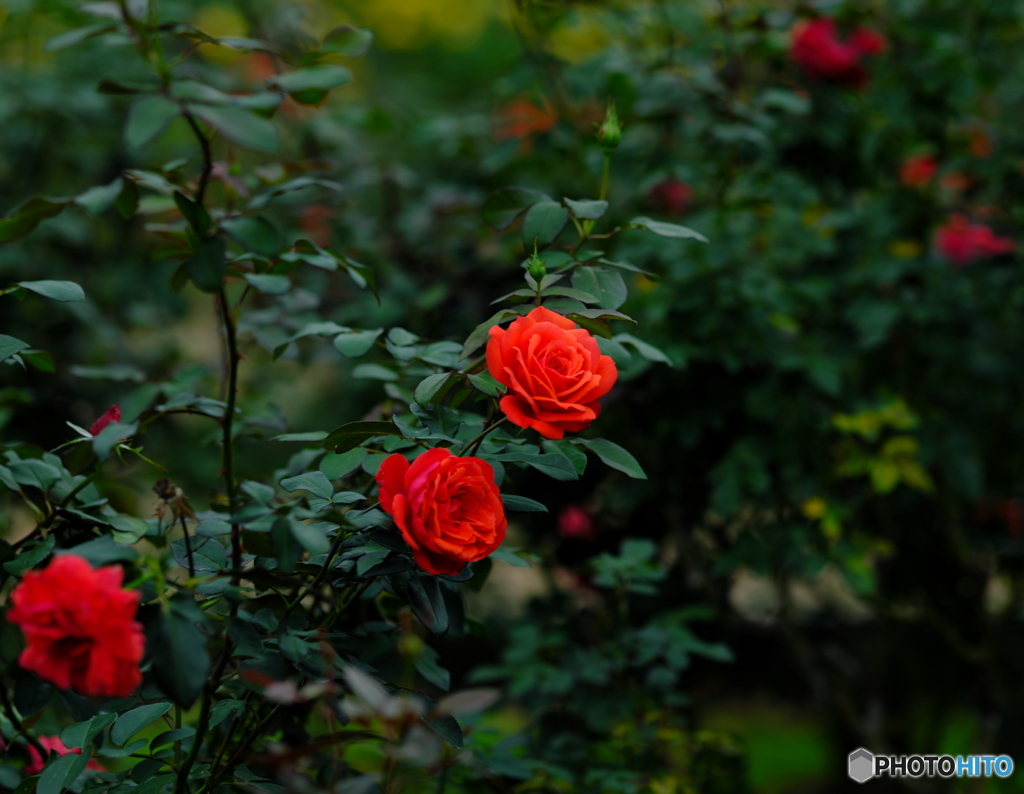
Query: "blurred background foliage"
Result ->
[[4, 0, 1024, 790]]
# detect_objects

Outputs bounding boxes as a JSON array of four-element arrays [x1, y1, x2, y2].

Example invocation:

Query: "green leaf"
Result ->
[[493, 451, 578, 481], [269, 65, 351, 105], [501, 494, 548, 512], [187, 236, 226, 293], [174, 192, 212, 236], [111, 702, 172, 746], [91, 420, 138, 461], [17, 280, 85, 303], [614, 333, 672, 365], [522, 201, 569, 249], [38, 750, 91, 794], [0, 197, 70, 242], [627, 216, 708, 242], [150, 595, 211, 708], [481, 187, 550, 230], [333, 328, 383, 358], [0, 334, 29, 363], [125, 96, 180, 151], [414, 372, 460, 406], [76, 178, 125, 215], [108, 515, 150, 543], [60, 713, 117, 750], [322, 24, 374, 56], [244, 273, 290, 294], [280, 471, 333, 500], [43, 22, 116, 52], [3, 535, 56, 576], [408, 576, 449, 634], [461, 307, 530, 359], [563, 198, 608, 220], [320, 447, 368, 479], [571, 267, 626, 310], [542, 439, 587, 475], [192, 105, 278, 153], [323, 420, 405, 453], [69, 535, 140, 565], [467, 371, 504, 397], [290, 520, 331, 554], [222, 215, 282, 257], [271, 431, 327, 442], [574, 438, 646, 479]]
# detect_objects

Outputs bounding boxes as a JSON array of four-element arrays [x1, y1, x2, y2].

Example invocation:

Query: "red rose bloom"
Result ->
[[899, 155, 937, 188], [647, 177, 692, 216], [495, 98, 556, 141], [790, 18, 886, 87], [7, 555, 145, 698], [557, 505, 595, 540], [486, 306, 618, 440], [935, 213, 1015, 266], [25, 736, 106, 776], [89, 404, 121, 436], [376, 448, 507, 576]]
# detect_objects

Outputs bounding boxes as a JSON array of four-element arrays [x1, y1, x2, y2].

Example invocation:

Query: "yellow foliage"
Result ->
[[192, 5, 249, 65], [342, 0, 498, 50]]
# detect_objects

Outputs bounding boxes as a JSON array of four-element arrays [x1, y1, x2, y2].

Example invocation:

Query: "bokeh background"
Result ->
[[4, 0, 1024, 791]]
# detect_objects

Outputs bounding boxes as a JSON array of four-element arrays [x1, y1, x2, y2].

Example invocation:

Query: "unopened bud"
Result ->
[[527, 250, 547, 281], [596, 100, 622, 153]]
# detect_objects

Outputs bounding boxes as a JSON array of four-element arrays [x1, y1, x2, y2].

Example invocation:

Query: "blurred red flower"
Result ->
[[89, 404, 121, 435], [557, 505, 595, 540], [935, 214, 1015, 266], [495, 98, 556, 141], [647, 177, 692, 216], [7, 555, 145, 698], [899, 155, 937, 188], [790, 18, 886, 87], [25, 736, 105, 776]]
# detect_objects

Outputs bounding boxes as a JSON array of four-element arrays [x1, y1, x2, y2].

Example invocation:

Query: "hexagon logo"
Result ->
[[848, 748, 875, 783]]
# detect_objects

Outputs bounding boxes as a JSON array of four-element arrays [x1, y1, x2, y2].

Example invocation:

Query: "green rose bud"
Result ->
[[527, 250, 547, 281], [596, 99, 622, 153]]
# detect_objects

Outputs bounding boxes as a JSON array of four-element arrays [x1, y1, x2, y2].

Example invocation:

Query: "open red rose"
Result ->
[[376, 448, 507, 576], [7, 554, 145, 698], [25, 736, 106, 776], [648, 177, 692, 216], [486, 306, 617, 440], [935, 213, 1015, 266], [790, 17, 886, 87]]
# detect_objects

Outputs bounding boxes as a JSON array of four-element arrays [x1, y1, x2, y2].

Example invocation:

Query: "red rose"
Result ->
[[7, 555, 145, 698], [376, 448, 507, 576], [89, 404, 121, 435], [25, 736, 106, 776], [790, 18, 886, 87], [647, 177, 692, 216], [935, 213, 1015, 266], [486, 306, 618, 440], [899, 155, 937, 188], [495, 98, 556, 141]]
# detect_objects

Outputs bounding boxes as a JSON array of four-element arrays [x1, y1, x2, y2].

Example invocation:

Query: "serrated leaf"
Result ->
[[571, 266, 626, 310], [150, 595, 210, 708], [222, 215, 281, 257], [244, 273, 290, 294], [187, 236, 226, 293], [407, 576, 449, 634], [76, 178, 125, 215], [501, 494, 548, 512], [269, 65, 351, 106], [320, 447, 367, 479], [414, 372, 460, 406], [280, 471, 333, 500], [38, 750, 91, 794], [323, 421, 405, 453]]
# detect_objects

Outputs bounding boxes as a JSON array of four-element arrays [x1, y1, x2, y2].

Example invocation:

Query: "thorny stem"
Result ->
[[279, 529, 349, 622], [217, 290, 242, 583], [183, 110, 214, 208], [179, 515, 195, 580]]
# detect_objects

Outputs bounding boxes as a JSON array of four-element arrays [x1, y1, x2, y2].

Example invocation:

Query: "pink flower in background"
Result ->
[[935, 214, 1015, 266], [790, 18, 887, 87], [25, 736, 106, 775], [89, 405, 121, 435], [557, 505, 595, 541]]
